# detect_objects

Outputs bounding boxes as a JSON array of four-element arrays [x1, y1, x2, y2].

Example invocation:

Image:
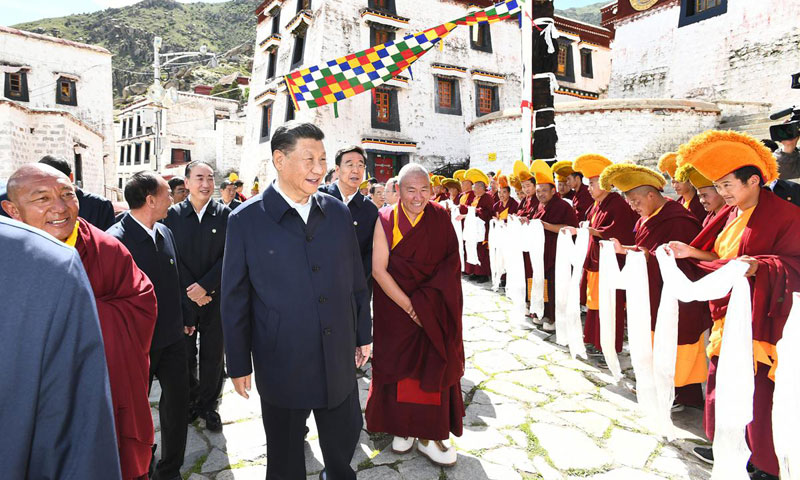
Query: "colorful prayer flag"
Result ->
[[285, 0, 522, 111]]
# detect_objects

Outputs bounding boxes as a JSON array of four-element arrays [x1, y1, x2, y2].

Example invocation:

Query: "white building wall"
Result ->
[[609, 0, 800, 106], [0, 28, 114, 194]]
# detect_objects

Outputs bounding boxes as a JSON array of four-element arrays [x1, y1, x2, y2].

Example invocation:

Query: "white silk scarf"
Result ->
[[554, 228, 589, 359]]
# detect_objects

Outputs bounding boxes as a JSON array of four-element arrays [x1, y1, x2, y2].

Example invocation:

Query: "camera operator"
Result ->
[[776, 131, 800, 180]]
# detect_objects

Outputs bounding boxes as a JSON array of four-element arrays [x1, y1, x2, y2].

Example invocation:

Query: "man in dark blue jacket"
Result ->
[[0, 216, 121, 479], [318, 145, 379, 284], [164, 161, 230, 432], [108, 171, 190, 480], [222, 122, 372, 480]]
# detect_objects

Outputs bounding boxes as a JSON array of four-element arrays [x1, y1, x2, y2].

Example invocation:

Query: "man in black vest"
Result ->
[[222, 122, 372, 480], [164, 161, 229, 432], [107, 172, 190, 480], [318, 145, 379, 284]]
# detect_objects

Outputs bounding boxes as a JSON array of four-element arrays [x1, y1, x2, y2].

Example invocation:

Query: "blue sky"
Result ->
[[1, 0, 606, 27]]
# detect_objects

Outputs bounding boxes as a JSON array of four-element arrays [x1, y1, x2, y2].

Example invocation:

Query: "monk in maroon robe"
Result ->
[[458, 174, 493, 281], [568, 173, 594, 221], [367, 165, 464, 467], [514, 176, 539, 302], [492, 194, 519, 221], [605, 173, 710, 408], [3, 164, 157, 479]]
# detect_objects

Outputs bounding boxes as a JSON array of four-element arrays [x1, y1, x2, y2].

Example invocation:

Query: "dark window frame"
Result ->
[[119, 146, 125, 165], [271, 8, 281, 34], [291, 34, 306, 69], [4, 71, 29, 102], [260, 102, 274, 143], [555, 39, 575, 83], [475, 83, 499, 118], [171, 149, 191, 165], [470, 23, 492, 53], [126, 144, 132, 166], [370, 26, 395, 47], [55, 77, 77, 106], [580, 48, 594, 79], [144, 141, 151, 163], [267, 51, 278, 80], [679, 0, 727, 27], [135, 114, 142, 136], [74, 153, 83, 185], [435, 76, 462, 116], [371, 88, 400, 131], [366, 151, 408, 180], [296, 0, 311, 13], [127, 116, 133, 137], [121, 118, 127, 139], [134, 143, 142, 165]]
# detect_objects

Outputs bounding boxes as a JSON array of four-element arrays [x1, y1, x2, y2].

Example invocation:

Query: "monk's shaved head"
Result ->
[[397, 163, 430, 187], [6, 164, 69, 202], [624, 185, 665, 218], [2, 163, 79, 242]]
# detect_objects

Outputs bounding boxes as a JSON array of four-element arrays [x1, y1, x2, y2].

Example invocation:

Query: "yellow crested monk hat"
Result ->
[[657, 152, 679, 179], [551, 160, 575, 183], [674, 164, 713, 189], [497, 174, 509, 189], [509, 174, 522, 191], [465, 168, 489, 186], [359, 179, 370, 190], [453, 169, 467, 182], [599, 163, 667, 193], [431, 175, 443, 187], [573, 153, 613, 179], [513, 160, 533, 183], [676, 130, 779, 184], [530, 160, 555, 186], [441, 177, 461, 191], [228, 172, 240, 183]]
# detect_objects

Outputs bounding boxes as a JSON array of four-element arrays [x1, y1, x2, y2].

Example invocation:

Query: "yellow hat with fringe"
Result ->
[[431, 175, 443, 187], [228, 172, 239, 182], [600, 163, 667, 193], [513, 160, 533, 183], [497, 174, 509, 189], [442, 178, 460, 192], [453, 169, 467, 182], [531, 160, 555, 186], [574, 154, 613, 179], [676, 130, 778, 183], [509, 174, 522, 191], [674, 164, 713, 189], [359, 179, 370, 190], [465, 168, 489, 186], [658, 152, 679, 178], [551, 160, 575, 182]]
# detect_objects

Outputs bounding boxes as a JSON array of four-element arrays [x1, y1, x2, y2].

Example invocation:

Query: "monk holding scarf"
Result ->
[[601, 164, 711, 410], [566, 154, 638, 354], [512, 161, 539, 305], [2, 164, 157, 480], [367, 163, 465, 467], [456, 168, 493, 282], [553, 160, 592, 221], [530, 160, 579, 332], [442, 178, 461, 203], [492, 174, 518, 221], [453, 169, 473, 273], [674, 164, 726, 228], [667, 130, 800, 479], [659, 152, 707, 223]]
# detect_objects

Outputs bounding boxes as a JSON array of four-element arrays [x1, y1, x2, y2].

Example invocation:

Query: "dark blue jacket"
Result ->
[[221, 185, 372, 409], [108, 213, 185, 350], [76, 188, 116, 231], [0, 217, 121, 479], [318, 182, 379, 283]]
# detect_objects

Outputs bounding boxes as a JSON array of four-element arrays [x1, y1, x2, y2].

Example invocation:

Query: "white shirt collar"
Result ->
[[188, 195, 211, 222], [129, 211, 157, 244], [769, 179, 779, 190], [273, 180, 312, 223], [335, 182, 358, 205]]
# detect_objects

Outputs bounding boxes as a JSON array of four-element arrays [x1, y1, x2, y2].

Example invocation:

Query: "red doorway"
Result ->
[[374, 156, 395, 183]]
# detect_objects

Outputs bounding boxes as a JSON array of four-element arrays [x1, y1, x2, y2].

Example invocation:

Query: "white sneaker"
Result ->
[[542, 320, 555, 332], [391, 436, 415, 454], [531, 315, 544, 325], [417, 439, 457, 467]]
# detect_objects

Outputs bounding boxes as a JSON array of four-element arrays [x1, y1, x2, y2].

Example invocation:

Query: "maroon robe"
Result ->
[[460, 193, 493, 277], [434, 191, 449, 202], [581, 192, 638, 352], [533, 194, 579, 320], [684, 192, 708, 223], [702, 208, 720, 228], [691, 189, 800, 475], [634, 199, 709, 406], [366, 202, 465, 440], [74, 218, 157, 479], [492, 197, 519, 220], [572, 183, 594, 222]]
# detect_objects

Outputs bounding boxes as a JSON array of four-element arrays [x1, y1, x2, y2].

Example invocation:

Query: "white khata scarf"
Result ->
[[488, 219, 506, 291], [555, 228, 589, 359], [449, 204, 465, 272], [463, 206, 483, 266], [773, 292, 800, 480], [526, 219, 546, 319]]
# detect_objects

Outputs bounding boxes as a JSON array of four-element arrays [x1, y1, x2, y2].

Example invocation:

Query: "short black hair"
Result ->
[[39, 156, 72, 177], [732, 166, 765, 186], [488, 171, 496, 177], [569, 172, 584, 180], [168, 177, 185, 190], [234, 180, 244, 187], [271, 121, 325, 156], [500, 186, 511, 193], [369, 183, 384, 195], [324, 168, 336, 183], [220, 180, 232, 189], [125, 171, 162, 209], [761, 139, 779, 153], [185, 161, 214, 177], [335, 145, 366, 166]]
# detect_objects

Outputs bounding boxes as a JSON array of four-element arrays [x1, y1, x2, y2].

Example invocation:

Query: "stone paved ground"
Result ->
[[157, 279, 714, 480]]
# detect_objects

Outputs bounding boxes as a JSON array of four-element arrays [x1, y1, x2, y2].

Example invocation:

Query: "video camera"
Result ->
[[769, 72, 800, 142]]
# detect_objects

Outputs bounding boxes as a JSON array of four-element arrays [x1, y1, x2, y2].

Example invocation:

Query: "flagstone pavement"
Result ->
[[158, 279, 714, 480]]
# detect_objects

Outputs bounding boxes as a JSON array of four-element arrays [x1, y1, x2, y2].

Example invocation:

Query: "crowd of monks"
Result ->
[[435, 129, 799, 480]]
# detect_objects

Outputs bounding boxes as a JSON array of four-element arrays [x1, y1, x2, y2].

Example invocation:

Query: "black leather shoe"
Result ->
[[202, 410, 222, 432]]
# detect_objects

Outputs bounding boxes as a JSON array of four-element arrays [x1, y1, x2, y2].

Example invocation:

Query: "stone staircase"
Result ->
[[717, 112, 775, 140]]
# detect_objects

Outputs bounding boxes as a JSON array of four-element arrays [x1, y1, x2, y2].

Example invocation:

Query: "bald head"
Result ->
[[624, 185, 665, 218], [2, 164, 79, 241], [397, 163, 430, 187]]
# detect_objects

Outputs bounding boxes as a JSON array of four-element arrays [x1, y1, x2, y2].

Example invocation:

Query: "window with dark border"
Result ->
[[475, 84, 499, 117], [55, 77, 77, 106], [121, 119, 127, 139], [470, 24, 492, 53], [369, 0, 396, 14], [127, 117, 133, 137], [74, 153, 83, 185], [260, 102, 274, 143], [371, 88, 400, 131], [119, 146, 125, 165], [679, 0, 727, 27], [171, 149, 191, 165], [370, 27, 395, 47], [4, 71, 29, 102], [126, 144, 132, 165], [267, 51, 278, 80], [297, 0, 311, 13], [435, 76, 461, 116], [271, 9, 281, 34], [136, 114, 142, 136], [144, 141, 151, 163], [555, 39, 575, 83], [291, 34, 306, 69], [366, 151, 408, 180], [580, 48, 594, 79], [134, 143, 142, 165]]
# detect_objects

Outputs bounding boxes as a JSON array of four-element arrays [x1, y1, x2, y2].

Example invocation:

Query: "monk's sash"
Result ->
[[773, 292, 800, 479], [554, 228, 589, 359]]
